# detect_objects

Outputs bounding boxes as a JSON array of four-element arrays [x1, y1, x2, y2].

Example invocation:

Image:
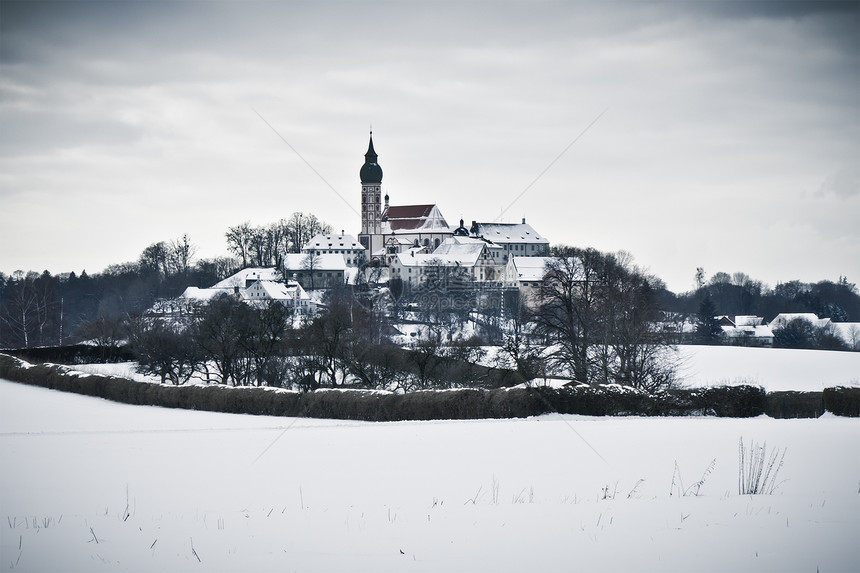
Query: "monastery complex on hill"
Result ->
[[343, 132, 551, 289], [177, 133, 554, 313]]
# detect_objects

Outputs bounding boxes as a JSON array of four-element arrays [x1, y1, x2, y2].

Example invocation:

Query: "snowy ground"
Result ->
[[1, 378, 858, 572], [676, 345, 860, 391]]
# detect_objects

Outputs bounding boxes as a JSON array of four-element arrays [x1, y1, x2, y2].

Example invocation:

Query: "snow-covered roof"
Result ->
[[283, 253, 348, 271], [179, 286, 234, 301], [733, 315, 764, 327], [434, 235, 503, 255], [432, 237, 494, 261], [721, 324, 774, 339], [384, 235, 415, 246], [769, 313, 832, 330], [718, 315, 765, 327], [469, 221, 549, 245], [394, 251, 479, 268], [394, 237, 499, 268], [303, 232, 366, 252], [211, 267, 281, 289], [382, 204, 450, 232], [508, 257, 554, 282], [245, 280, 309, 301]]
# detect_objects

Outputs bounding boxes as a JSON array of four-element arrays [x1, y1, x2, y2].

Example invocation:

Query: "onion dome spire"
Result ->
[[360, 131, 383, 183]]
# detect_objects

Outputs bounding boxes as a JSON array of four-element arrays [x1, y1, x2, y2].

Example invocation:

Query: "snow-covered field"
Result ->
[[1, 378, 858, 572], [676, 345, 860, 391]]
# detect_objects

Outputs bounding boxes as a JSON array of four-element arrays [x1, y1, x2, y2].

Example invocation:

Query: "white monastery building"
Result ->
[[302, 231, 366, 267], [174, 267, 313, 316], [354, 132, 551, 287]]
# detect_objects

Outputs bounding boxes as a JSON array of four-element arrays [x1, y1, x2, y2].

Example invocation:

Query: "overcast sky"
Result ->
[[1, 0, 858, 292]]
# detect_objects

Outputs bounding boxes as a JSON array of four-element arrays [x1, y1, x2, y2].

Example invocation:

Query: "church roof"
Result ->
[[382, 204, 450, 231], [360, 133, 383, 183]]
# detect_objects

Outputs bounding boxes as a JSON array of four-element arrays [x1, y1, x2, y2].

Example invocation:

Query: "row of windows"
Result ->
[[504, 243, 545, 252], [315, 249, 364, 255], [289, 272, 343, 278], [411, 238, 442, 248]]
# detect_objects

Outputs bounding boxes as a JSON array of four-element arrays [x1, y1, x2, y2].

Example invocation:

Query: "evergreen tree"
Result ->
[[696, 295, 722, 344]]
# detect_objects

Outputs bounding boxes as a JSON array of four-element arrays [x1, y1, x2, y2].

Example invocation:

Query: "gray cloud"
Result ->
[[1, 0, 857, 290]]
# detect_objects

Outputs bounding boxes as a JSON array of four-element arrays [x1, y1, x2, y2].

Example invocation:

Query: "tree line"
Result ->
[[128, 289, 507, 391], [0, 256, 237, 350], [225, 212, 332, 268], [0, 211, 331, 349], [661, 270, 859, 323]]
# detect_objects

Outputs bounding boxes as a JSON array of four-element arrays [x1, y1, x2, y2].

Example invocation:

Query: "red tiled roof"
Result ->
[[384, 205, 435, 219], [383, 205, 442, 231]]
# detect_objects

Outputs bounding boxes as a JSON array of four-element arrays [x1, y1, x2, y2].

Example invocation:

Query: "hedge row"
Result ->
[[1, 353, 856, 420], [823, 386, 860, 417]]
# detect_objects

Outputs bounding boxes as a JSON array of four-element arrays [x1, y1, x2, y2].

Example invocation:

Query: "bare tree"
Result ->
[[694, 267, 706, 290], [195, 257, 240, 282], [534, 246, 678, 390], [498, 298, 544, 381], [247, 226, 269, 268], [0, 271, 60, 348], [226, 222, 253, 268], [345, 341, 406, 390], [139, 242, 170, 276], [169, 234, 198, 277], [130, 317, 199, 385], [534, 248, 602, 382], [268, 219, 290, 268], [301, 251, 320, 290], [305, 289, 353, 386], [76, 315, 128, 361], [226, 214, 332, 267], [405, 331, 445, 389], [240, 300, 292, 386], [0, 271, 39, 347], [193, 294, 251, 385], [286, 212, 332, 253]]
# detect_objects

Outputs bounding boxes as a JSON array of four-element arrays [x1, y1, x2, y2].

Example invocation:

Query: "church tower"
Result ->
[[358, 132, 383, 251]]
